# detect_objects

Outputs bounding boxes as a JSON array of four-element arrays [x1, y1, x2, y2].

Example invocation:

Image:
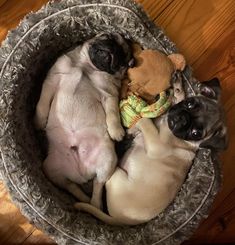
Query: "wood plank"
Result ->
[[0, 182, 36, 243], [136, 0, 174, 20], [0, 0, 49, 43], [0, 0, 7, 8], [155, 0, 235, 66], [22, 229, 55, 244], [0, 182, 55, 243]]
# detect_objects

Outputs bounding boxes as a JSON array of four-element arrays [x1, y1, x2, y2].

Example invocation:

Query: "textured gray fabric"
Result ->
[[0, 0, 222, 244]]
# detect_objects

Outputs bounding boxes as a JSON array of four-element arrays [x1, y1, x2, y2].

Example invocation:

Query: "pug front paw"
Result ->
[[108, 125, 125, 141], [127, 125, 140, 136]]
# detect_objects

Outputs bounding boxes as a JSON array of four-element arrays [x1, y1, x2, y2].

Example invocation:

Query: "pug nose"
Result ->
[[174, 115, 180, 122], [172, 114, 181, 123], [181, 114, 188, 126], [179, 111, 191, 126], [173, 111, 190, 128]]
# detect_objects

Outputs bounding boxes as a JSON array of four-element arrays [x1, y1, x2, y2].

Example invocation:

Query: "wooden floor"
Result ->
[[0, 0, 235, 244]]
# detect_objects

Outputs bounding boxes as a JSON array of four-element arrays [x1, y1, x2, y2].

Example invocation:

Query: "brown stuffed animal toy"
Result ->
[[121, 44, 186, 103]]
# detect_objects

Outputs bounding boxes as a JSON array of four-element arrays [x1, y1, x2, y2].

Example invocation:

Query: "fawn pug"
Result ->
[[34, 33, 133, 209], [75, 78, 227, 225]]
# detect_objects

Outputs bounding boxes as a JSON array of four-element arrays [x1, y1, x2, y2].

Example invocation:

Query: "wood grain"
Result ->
[[0, 0, 48, 44], [136, 0, 174, 20], [0, 0, 6, 8], [0, 0, 235, 244], [155, 0, 235, 65], [0, 182, 54, 244]]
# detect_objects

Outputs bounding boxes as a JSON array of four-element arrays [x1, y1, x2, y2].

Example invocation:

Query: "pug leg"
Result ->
[[91, 141, 117, 209], [43, 147, 91, 202], [104, 96, 125, 141], [136, 118, 166, 158], [91, 178, 104, 209], [34, 80, 57, 129], [66, 181, 91, 203]]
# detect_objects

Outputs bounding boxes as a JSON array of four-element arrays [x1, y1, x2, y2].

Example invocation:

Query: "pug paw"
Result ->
[[108, 125, 125, 141], [128, 125, 140, 136]]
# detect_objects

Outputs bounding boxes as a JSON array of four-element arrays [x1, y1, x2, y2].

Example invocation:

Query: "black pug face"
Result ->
[[88, 33, 133, 76], [167, 78, 227, 151], [168, 96, 221, 141]]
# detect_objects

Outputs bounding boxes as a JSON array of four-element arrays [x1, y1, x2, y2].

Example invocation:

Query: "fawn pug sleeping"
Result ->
[[75, 78, 227, 225], [34, 33, 133, 209]]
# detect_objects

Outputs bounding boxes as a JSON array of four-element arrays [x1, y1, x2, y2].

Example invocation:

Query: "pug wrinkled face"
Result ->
[[168, 96, 221, 141], [167, 78, 227, 151], [88, 33, 133, 77]]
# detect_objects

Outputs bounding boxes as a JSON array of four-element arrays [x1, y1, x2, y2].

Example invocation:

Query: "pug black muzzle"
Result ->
[[88, 33, 134, 76], [167, 78, 228, 151], [168, 96, 216, 140]]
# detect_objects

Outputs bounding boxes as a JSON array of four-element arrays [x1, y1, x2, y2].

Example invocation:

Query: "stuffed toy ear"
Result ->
[[132, 43, 143, 60], [168, 53, 186, 71]]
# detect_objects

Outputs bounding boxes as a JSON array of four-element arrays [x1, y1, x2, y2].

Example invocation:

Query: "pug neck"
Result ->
[[68, 44, 121, 96]]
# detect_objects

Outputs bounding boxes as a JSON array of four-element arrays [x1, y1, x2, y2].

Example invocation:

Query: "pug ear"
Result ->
[[200, 77, 221, 101], [200, 126, 228, 151]]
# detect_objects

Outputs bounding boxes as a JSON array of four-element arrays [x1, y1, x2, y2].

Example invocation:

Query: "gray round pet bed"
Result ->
[[0, 0, 222, 244]]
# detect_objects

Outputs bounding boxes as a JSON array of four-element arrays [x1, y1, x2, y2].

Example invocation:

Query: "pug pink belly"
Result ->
[[46, 127, 104, 177], [73, 131, 101, 166]]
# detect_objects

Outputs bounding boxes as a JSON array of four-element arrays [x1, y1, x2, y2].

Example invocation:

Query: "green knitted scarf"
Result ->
[[120, 89, 173, 128]]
